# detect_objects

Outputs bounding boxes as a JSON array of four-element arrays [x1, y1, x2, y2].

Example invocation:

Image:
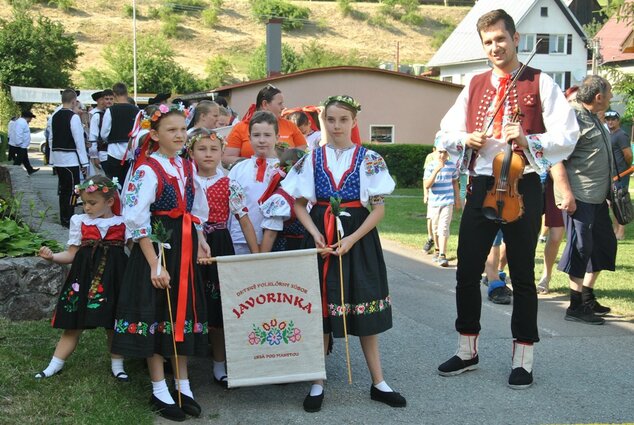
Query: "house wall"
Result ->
[[225, 70, 463, 145]]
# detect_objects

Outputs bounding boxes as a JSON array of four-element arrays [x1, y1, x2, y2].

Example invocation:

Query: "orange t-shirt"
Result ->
[[226, 118, 307, 158]]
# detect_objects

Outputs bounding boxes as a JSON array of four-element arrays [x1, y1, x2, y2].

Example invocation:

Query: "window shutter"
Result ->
[[567, 34, 572, 54], [536, 34, 549, 54], [565, 72, 571, 90]]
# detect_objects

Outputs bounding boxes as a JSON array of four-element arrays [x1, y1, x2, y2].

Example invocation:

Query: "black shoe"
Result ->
[[370, 385, 406, 407], [565, 305, 605, 325], [488, 286, 512, 304], [437, 355, 479, 376], [213, 375, 228, 389], [28, 168, 40, 175], [149, 395, 186, 422], [508, 367, 533, 389], [173, 393, 201, 417], [111, 371, 129, 382], [587, 298, 611, 316], [422, 238, 434, 253], [303, 391, 324, 413]]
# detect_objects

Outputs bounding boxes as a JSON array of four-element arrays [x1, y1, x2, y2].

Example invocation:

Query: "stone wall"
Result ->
[[0, 257, 66, 321]]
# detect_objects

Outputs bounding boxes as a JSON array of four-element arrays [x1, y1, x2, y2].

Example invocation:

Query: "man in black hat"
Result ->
[[606, 110, 632, 240], [88, 89, 114, 174], [12, 111, 39, 175], [148, 92, 171, 105], [50, 88, 89, 227], [100, 82, 139, 183]]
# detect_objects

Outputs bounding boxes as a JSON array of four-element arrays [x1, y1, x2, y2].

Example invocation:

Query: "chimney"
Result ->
[[266, 18, 283, 77]]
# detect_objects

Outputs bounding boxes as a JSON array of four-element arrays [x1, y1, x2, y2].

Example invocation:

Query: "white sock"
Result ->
[[512, 341, 534, 373], [373, 380, 393, 392], [37, 356, 65, 378], [309, 384, 324, 396], [174, 378, 194, 399], [213, 360, 227, 381], [456, 333, 478, 361], [152, 379, 175, 405], [111, 358, 127, 378]]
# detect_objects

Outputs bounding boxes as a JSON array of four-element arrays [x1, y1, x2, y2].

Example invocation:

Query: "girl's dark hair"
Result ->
[[82, 175, 117, 201], [286, 111, 309, 128], [255, 84, 282, 110], [325, 101, 358, 119], [249, 110, 279, 134], [188, 100, 218, 129]]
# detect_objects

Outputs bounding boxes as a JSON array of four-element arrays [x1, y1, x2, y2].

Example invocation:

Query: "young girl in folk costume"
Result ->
[[187, 128, 259, 388], [111, 104, 210, 422], [282, 95, 406, 412], [36, 176, 129, 381], [259, 148, 307, 252], [186, 100, 220, 134], [282, 107, 322, 151], [227, 111, 281, 254]]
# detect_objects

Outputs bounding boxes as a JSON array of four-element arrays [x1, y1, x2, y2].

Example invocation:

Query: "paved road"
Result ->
[[157, 239, 634, 425], [21, 153, 634, 424]]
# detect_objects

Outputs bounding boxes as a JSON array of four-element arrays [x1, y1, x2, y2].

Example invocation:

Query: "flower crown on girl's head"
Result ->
[[321, 95, 361, 112], [74, 177, 120, 195], [140, 102, 189, 130], [186, 129, 224, 151]]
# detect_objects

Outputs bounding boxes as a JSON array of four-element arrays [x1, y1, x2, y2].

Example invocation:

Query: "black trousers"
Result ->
[[55, 166, 80, 228], [14, 147, 35, 173], [104, 155, 129, 187], [8, 145, 18, 162], [455, 173, 542, 343]]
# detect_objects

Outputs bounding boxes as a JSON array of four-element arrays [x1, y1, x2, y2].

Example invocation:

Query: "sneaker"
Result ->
[[564, 305, 605, 325], [438, 355, 479, 376], [536, 276, 550, 294], [438, 254, 449, 267], [587, 298, 611, 316], [508, 367, 533, 390], [422, 238, 434, 253], [431, 250, 440, 262], [488, 284, 512, 305]]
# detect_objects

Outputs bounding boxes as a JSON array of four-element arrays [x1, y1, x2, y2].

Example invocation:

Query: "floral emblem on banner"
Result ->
[[249, 319, 302, 346]]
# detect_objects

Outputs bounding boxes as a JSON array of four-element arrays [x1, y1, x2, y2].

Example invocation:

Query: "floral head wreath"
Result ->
[[74, 177, 120, 195], [185, 129, 224, 151], [321, 95, 361, 112], [140, 102, 189, 130]]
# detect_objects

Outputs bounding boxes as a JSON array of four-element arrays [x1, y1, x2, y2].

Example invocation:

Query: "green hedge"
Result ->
[[363, 143, 434, 188]]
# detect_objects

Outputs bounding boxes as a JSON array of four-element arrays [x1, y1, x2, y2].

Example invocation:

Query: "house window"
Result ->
[[541, 7, 548, 17], [549, 34, 566, 54], [536, 34, 549, 54], [546, 72, 571, 90], [442, 76, 453, 83], [370, 125, 394, 144], [519, 34, 535, 52]]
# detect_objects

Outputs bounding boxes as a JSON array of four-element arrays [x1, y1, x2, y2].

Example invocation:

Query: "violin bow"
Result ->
[[483, 38, 544, 135]]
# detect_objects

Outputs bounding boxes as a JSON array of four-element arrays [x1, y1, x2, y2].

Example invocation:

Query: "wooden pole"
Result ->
[[162, 245, 181, 407], [336, 227, 353, 385]]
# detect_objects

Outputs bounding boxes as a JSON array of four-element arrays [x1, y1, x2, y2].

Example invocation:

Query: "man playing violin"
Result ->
[[433, 9, 579, 389]]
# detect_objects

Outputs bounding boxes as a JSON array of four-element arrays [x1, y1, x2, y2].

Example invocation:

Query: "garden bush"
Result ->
[[363, 143, 433, 188], [249, 0, 310, 31]]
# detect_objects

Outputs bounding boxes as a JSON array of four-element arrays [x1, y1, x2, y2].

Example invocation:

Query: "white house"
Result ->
[[427, 0, 588, 91]]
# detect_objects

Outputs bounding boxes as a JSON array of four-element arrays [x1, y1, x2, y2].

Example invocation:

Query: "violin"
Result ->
[[482, 105, 525, 224]]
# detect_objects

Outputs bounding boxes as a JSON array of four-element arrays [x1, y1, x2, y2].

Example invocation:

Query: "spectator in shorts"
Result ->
[[422, 147, 436, 254], [606, 110, 632, 240], [423, 148, 460, 267]]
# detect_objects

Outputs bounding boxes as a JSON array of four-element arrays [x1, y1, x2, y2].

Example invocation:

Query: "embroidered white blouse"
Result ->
[[434, 72, 579, 176], [191, 169, 249, 223]]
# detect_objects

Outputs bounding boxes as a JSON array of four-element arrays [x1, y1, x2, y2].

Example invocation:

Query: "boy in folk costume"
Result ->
[[88, 89, 114, 175], [434, 9, 579, 388]]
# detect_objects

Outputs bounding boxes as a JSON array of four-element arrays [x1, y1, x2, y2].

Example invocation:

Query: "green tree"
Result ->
[[247, 43, 300, 80], [0, 9, 78, 88], [205, 55, 233, 89], [82, 35, 204, 94]]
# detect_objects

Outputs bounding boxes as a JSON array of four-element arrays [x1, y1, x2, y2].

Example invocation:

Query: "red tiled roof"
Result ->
[[596, 9, 634, 64]]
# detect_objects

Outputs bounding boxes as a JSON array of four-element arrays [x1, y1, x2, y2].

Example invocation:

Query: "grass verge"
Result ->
[[380, 188, 634, 317]]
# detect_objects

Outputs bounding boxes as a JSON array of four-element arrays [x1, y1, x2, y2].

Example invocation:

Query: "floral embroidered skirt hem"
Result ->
[[52, 246, 127, 330], [111, 216, 209, 358], [202, 227, 234, 328], [305, 205, 393, 338]]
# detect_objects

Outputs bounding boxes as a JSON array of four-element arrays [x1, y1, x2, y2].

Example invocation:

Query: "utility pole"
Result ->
[[132, 0, 138, 101], [591, 38, 601, 75], [396, 41, 400, 73]]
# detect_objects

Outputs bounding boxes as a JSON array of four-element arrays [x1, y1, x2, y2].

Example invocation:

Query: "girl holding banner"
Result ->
[[112, 104, 210, 422], [282, 95, 407, 412]]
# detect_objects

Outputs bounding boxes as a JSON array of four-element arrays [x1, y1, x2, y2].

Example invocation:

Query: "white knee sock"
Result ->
[[512, 341, 534, 373], [111, 358, 127, 377], [212, 360, 226, 381], [373, 381, 393, 392], [36, 356, 65, 378], [174, 378, 193, 399], [456, 333, 478, 360], [309, 384, 324, 396], [152, 379, 175, 405]]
